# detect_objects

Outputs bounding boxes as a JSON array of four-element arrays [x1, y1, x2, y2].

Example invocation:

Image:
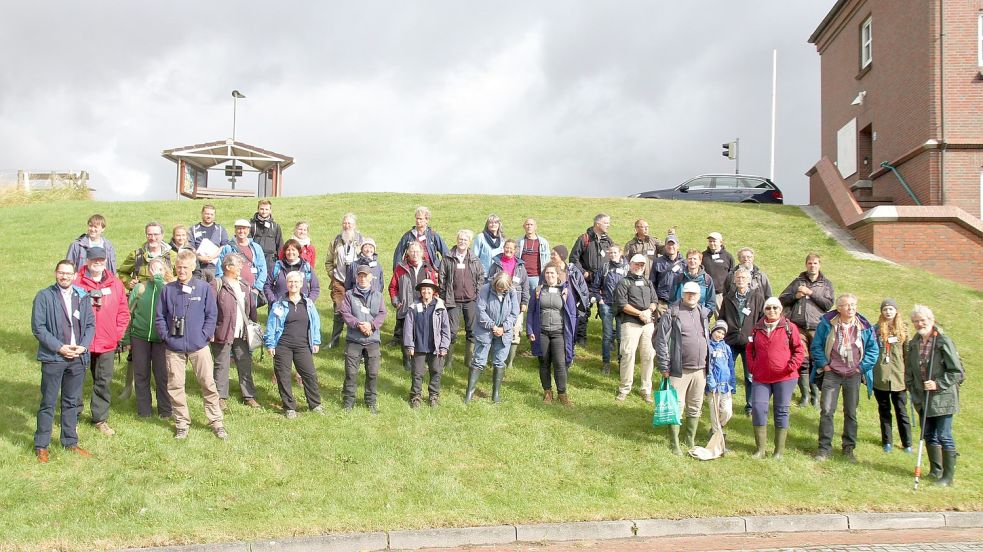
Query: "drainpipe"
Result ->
[[880, 161, 923, 205], [939, 0, 946, 205]]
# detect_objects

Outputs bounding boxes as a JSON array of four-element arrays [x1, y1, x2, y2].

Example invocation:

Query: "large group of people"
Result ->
[[31, 202, 965, 487]]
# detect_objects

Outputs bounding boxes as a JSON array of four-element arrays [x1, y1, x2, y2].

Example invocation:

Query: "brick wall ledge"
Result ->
[[848, 205, 983, 237]]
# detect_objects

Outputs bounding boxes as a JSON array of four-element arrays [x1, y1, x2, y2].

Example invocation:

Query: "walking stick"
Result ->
[[913, 330, 938, 491]]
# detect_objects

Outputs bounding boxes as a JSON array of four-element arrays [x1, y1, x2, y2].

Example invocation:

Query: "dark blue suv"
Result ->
[[629, 174, 784, 204]]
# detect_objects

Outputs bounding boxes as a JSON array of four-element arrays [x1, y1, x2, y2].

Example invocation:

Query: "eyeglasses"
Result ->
[[764, 306, 781, 311]]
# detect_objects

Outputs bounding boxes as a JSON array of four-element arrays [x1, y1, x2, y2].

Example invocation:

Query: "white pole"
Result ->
[[770, 49, 777, 181]]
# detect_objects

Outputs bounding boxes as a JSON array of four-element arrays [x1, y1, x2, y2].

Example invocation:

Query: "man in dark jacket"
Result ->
[[569, 213, 612, 344], [651, 234, 685, 316], [702, 231, 734, 311], [779, 252, 835, 408], [31, 260, 96, 463], [440, 230, 485, 370], [724, 247, 772, 297], [614, 255, 657, 403], [339, 266, 388, 413], [249, 199, 283, 271], [155, 250, 224, 440], [190, 204, 230, 283], [392, 206, 449, 272]]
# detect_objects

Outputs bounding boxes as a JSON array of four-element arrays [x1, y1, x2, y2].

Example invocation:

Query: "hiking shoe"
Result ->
[[814, 450, 830, 462], [615, 393, 628, 402], [219, 399, 229, 412], [342, 403, 354, 413], [428, 396, 440, 407], [883, 443, 893, 453], [243, 398, 262, 409], [213, 427, 229, 440], [843, 448, 858, 464], [174, 426, 189, 440], [312, 405, 326, 415], [410, 396, 422, 409], [285, 409, 298, 419], [95, 421, 116, 436], [368, 404, 379, 415]]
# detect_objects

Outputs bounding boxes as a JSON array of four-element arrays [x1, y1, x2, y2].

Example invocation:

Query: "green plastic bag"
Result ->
[[652, 378, 681, 427]]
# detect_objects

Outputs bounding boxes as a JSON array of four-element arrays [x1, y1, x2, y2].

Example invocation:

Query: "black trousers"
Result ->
[[874, 388, 912, 448], [538, 329, 568, 393], [35, 359, 86, 449], [88, 351, 115, 423], [411, 352, 444, 399], [343, 342, 381, 406], [131, 337, 171, 417], [448, 301, 477, 343], [273, 343, 321, 411]]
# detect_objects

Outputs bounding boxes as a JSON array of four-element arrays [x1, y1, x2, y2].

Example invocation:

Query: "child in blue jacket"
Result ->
[[707, 320, 736, 433]]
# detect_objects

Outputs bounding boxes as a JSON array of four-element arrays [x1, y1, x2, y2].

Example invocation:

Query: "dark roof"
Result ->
[[809, 0, 849, 44]]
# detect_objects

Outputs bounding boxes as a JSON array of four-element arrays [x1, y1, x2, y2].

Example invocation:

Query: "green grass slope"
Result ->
[[0, 194, 979, 551]]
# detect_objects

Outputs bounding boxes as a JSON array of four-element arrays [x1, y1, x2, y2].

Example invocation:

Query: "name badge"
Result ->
[[616, 268, 626, 275], [634, 280, 645, 286], [360, 306, 370, 314], [250, 267, 258, 274], [512, 276, 520, 283], [182, 285, 193, 294], [888, 336, 899, 344], [671, 265, 681, 272], [194, 231, 203, 238], [73, 310, 81, 319], [415, 304, 423, 312], [273, 305, 286, 317], [742, 307, 751, 316], [646, 250, 654, 256], [547, 287, 558, 294], [457, 263, 465, 269], [747, 335, 754, 343], [713, 350, 723, 358], [712, 254, 720, 260], [101, 287, 112, 296], [369, 261, 377, 267]]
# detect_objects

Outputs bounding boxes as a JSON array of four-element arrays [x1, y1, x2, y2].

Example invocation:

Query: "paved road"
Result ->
[[411, 527, 983, 552]]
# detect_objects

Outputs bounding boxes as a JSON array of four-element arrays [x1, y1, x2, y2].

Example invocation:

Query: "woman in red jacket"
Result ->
[[747, 296, 805, 459]]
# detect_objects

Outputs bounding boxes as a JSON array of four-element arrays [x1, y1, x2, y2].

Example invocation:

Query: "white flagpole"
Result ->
[[770, 49, 777, 181]]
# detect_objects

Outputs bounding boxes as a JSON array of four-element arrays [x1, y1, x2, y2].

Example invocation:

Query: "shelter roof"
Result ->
[[161, 140, 294, 172]]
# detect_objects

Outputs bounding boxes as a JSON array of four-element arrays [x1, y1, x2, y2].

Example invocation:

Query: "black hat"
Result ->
[[86, 246, 107, 261]]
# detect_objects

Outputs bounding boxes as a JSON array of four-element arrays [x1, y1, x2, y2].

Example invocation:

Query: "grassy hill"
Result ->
[[0, 193, 979, 551]]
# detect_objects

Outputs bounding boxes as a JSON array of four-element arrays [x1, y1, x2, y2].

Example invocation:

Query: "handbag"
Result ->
[[236, 290, 265, 351], [652, 378, 681, 427]]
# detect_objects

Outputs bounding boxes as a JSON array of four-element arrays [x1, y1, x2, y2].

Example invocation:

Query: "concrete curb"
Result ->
[[114, 511, 983, 551]]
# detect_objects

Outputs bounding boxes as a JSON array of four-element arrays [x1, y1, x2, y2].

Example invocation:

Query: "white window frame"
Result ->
[[861, 16, 873, 69]]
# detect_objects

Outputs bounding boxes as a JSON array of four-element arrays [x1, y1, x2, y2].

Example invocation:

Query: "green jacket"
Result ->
[[873, 325, 907, 392], [904, 327, 963, 417], [124, 274, 166, 344]]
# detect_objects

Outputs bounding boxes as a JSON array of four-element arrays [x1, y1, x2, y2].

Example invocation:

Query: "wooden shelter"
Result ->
[[162, 139, 294, 199]]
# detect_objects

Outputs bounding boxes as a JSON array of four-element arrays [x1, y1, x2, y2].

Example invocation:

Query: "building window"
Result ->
[[861, 17, 873, 68]]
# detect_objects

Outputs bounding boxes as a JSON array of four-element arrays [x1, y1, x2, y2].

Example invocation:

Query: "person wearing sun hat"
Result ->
[[403, 278, 450, 408]]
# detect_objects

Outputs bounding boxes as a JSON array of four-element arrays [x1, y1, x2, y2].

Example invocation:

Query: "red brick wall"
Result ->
[[943, 150, 983, 217], [855, 220, 983, 290], [810, 157, 863, 226], [872, 152, 937, 206]]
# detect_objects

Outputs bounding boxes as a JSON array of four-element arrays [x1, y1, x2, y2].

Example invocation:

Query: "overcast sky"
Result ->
[[2, 1, 836, 204]]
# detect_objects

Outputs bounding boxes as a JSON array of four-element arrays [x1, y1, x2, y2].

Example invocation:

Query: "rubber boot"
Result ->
[[668, 424, 682, 456], [797, 374, 810, 407], [683, 416, 700, 449], [464, 341, 475, 368], [751, 426, 768, 459], [543, 389, 554, 404], [505, 344, 518, 370], [118, 360, 134, 400], [773, 428, 788, 460], [810, 384, 821, 408], [557, 392, 572, 407], [926, 444, 944, 479], [491, 366, 504, 403], [464, 368, 481, 404], [328, 312, 344, 349], [444, 341, 456, 371], [936, 450, 957, 487]]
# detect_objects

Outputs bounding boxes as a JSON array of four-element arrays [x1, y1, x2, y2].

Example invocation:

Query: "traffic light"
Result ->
[[722, 141, 737, 160]]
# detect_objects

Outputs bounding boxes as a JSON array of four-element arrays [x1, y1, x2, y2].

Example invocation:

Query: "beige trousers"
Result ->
[[618, 321, 655, 396], [671, 367, 707, 418], [165, 347, 224, 430]]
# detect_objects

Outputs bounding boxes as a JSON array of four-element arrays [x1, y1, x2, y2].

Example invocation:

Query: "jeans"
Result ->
[[472, 336, 510, 370], [343, 342, 381, 406], [410, 353, 444, 399], [818, 370, 860, 452], [920, 414, 955, 450], [538, 328, 568, 393], [751, 378, 797, 429], [526, 276, 540, 298], [34, 360, 86, 449], [874, 388, 911, 448], [598, 302, 620, 363], [88, 351, 115, 423]]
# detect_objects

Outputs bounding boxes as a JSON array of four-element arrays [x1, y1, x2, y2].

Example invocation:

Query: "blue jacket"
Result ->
[[264, 259, 320, 305], [265, 297, 321, 352], [670, 268, 716, 313], [32, 284, 96, 364], [526, 283, 577, 366], [154, 278, 217, 353], [651, 253, 685, 302], [600, 259, 629, 304], [810, 311, 878, 397], [707, 339, 736, 394], [471, 232, 505, 273], [486, 254, 530, 306], [392, 227, 449, 271], [66, 235, 118, 275], [473, 283, 520, 345], [345, 253, 385, 293], [215, 240, 268, 293]]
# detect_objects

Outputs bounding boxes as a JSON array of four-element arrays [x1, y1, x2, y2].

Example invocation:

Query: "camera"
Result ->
[[90, 289, 103, 310], [171, 316, 186, 338]]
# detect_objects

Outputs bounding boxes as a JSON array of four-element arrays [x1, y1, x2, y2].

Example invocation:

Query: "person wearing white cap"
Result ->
[[655, 280, 712, 455], [613, 254, 658, 403], [403, 279, 451, 407], [702, 232, 733, 311], [215, 219, 268, 303]]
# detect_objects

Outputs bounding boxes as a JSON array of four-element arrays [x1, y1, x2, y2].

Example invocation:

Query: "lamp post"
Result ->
[[231, 90, 245, 187]]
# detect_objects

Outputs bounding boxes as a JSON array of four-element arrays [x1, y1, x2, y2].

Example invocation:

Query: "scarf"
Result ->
[[292, 234, 311, 247], [482, 228, 502, 250], [835, 321, 858, 367]]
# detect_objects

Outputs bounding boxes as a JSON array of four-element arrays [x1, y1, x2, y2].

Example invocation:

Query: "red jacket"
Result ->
[[74, 269, 130, 354], [746, 316, 804, 384]]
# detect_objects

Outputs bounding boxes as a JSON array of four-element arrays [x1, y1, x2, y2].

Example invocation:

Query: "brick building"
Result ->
[[806, 0, 983, 290], [809, 0, 983, 216]]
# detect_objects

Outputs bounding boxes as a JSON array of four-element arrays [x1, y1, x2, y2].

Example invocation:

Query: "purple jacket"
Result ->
[[155, 278, 217, 353]]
